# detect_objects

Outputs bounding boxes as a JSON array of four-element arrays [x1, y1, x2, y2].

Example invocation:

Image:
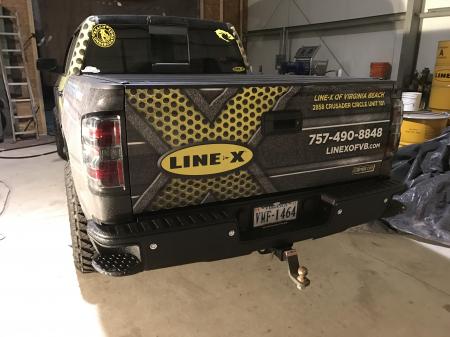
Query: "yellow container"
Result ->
[[434, 40, 449, 67], [400, 112, 448, 146], [430, 108, 450, 126], [429, 41, 450, 111]]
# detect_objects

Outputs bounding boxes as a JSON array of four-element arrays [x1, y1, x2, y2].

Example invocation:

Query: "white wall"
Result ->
[[247, 0, 408, 78], [416, 0, 450, 71], [248, 0, 407, 29]]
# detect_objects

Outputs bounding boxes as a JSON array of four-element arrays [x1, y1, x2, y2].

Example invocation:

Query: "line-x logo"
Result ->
[[159, 143, 253, 176], [435, 68, 450, 82]]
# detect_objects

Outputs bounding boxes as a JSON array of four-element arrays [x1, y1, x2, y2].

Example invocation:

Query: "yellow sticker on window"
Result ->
[[215, 29, 235, 43], [232, 66, 246, 73], [91, 24, 116, 48]]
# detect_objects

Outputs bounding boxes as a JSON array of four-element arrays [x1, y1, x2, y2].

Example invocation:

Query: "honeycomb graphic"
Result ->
[[151, 171, 262, 210], [68, 16, 96, 75], [126, 86, 288, 147], [126, 86, 288, 211], [228, 24, 250, 69]]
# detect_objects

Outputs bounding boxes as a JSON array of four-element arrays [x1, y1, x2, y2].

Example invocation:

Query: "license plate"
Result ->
[[253, 201, 298, 227]]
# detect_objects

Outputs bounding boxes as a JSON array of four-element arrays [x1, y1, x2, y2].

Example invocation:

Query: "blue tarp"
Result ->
[[384, 128, 450, 245]]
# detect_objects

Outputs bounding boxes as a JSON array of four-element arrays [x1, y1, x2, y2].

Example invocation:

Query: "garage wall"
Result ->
[[246, 0, 408, 79], [416, 0, 450, 71]]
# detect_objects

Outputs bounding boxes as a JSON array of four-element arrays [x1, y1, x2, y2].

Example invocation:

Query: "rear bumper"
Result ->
[[87, 177, 404, 275]]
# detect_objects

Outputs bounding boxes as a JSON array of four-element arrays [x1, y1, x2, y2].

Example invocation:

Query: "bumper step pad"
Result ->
[[92, 253, 142, 276]]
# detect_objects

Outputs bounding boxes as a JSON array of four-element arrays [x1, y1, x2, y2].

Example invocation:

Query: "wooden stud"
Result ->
[[200, 0, 204, 19], [239, 0, 243, 35]]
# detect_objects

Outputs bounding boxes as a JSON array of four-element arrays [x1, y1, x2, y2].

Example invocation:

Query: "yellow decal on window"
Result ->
[[160, 143, 253, 176], [232, 66, 246, 73], [215, 29, 235, 43], [91, 24, 116, 48]]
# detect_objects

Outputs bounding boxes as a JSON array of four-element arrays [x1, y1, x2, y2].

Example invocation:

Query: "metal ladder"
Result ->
[[0, 12, 38, 141]]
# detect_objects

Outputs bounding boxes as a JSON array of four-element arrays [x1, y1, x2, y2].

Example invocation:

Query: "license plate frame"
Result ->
[[253, 200, 299, 228]]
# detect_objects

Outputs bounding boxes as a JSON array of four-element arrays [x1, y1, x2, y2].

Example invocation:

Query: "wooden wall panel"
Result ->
[[203, 0, 221, 21], [202, 0, 247, 37], [223, 0, 240, 31], [0, 0, 46, 134]]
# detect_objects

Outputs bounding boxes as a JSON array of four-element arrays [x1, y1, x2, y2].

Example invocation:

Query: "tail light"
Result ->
[[385, 98, 403, 158], [82, 116, 125, 189]]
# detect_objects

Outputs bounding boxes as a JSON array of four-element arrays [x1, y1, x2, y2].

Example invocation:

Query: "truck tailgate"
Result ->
[[122, 75, 394, 214]]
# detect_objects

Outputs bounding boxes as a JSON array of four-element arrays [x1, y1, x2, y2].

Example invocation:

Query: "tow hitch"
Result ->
[[273, 246, 310, 290]]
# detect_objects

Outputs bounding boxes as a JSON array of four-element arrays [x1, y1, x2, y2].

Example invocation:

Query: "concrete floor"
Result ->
[[1, 144, 450, 337]]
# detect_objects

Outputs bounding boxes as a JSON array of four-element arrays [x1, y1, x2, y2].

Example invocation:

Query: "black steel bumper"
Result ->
[[87, 177, 404, 276]]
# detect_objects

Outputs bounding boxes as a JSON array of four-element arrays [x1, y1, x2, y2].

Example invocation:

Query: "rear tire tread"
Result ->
[[65, 162, 95, 273]]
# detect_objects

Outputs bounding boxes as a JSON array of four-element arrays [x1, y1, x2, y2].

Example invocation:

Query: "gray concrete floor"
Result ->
[[0, 135, 55, 151], [1, 144, 450, 337]]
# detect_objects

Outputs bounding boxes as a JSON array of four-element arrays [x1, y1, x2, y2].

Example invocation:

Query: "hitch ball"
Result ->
[[297, 266, 310, 289]]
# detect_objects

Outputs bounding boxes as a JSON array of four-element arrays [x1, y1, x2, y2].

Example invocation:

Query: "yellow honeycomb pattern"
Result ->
[[151, 171, 262, 210], [228, 24, 250, 69], [126, 86, 288, 147], [68, 17, 96, 75], [127, 86, 288, 211]]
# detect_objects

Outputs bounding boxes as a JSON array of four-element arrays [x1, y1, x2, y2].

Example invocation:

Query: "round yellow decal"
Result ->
[[91, 24, 116, 48]]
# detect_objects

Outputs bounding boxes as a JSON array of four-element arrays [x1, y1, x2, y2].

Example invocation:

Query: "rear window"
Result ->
[[82, 24, 246, 74]]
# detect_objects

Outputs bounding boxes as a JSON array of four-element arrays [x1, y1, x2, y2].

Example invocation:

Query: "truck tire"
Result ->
[[65, 162, 95, 273], [54, 108, 68, 161]]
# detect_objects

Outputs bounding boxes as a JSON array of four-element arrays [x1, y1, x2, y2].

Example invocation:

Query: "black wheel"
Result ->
[[65, 162, 95, 273], [54, 108, 68, 160]]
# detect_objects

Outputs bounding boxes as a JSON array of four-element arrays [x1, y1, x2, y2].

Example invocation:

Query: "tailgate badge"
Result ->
[[159, 143, 253, 176]]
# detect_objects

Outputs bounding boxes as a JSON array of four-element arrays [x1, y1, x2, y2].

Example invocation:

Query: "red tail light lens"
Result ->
[[87, 120, 121, 147], [86, 160, 124, 187], [82, 116, 125, 189]]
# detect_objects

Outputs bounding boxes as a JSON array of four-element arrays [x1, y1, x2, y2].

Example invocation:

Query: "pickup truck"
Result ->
[[37, 15, 403, 288]]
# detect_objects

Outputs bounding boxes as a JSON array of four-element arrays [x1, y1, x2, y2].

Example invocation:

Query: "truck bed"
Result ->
[[87, 73, 392, 87]]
